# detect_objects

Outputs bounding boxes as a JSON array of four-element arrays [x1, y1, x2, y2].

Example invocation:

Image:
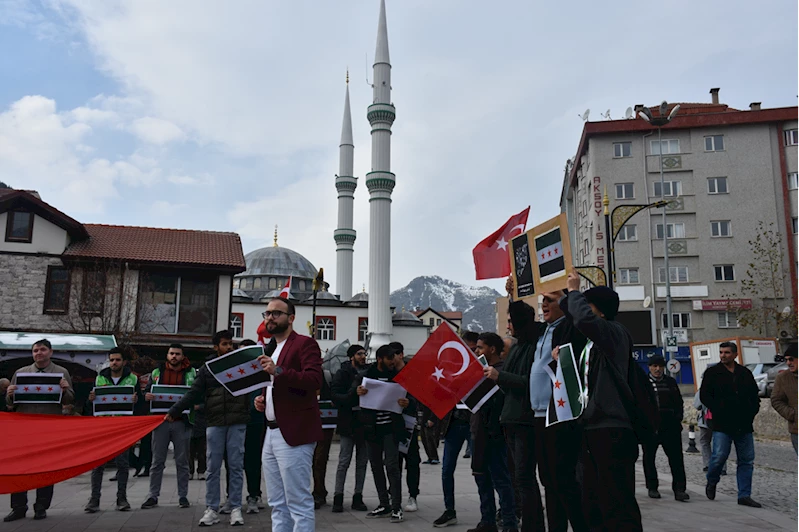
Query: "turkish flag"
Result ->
[[256, 321, 271, 346], [394, 323, 484, 420], [472, 206, 530, 280], [278, 276, 292, 299]]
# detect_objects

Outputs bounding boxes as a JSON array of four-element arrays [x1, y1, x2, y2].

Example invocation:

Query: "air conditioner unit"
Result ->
[[780, 330, 792, 338]]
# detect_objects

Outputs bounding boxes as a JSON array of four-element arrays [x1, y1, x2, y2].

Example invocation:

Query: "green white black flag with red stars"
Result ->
[[206, 345, 269, 397], [13, 373, 63, 404], [93, 385, 136, 416], [150, 385, 191, 413]]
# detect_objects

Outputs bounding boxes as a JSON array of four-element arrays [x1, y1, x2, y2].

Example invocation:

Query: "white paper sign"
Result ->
[[359, 377, 407, 414]]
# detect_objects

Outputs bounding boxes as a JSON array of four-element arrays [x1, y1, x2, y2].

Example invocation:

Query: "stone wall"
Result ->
[[682, 397, 791, 441], [0, 255, 64, 331]]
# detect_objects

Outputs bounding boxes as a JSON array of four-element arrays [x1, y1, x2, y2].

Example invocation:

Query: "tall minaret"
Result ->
[[366, 0, 395, 350], [334, 72, 356, 301]]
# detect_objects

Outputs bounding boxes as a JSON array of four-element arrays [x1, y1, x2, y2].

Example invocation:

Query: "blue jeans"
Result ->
[[206, 424, 246, 511], [442, 422, 471, 511], [263, 427, 315, 532], [474, 438, 517, 529], [707, 431, 754, 498]]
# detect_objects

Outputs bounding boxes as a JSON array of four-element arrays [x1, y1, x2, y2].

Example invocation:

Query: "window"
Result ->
[[707, 177, 728, 194], [657, 266, 689, 283], [653, 180, 681, 197], [615, 183, 634, 199], [698, 349, 710, 359], [617, 225, 637, 242], [437, 319, 443, 326], [717, 311, 739, 329], [5, 210, 34, 243], [428, 317, 435, 326], [315, 316, 336, 341], [789, 173, 799, 190], [613, 142, 632, 158], [253, 277, 262, 289], [240, 278, 250, 290], [704, 135, 724, 152], [793, 217, 798, 234], [233, 278, 240, 289], [655, 223, 685, 239], [43, 266, 70, 313], [581, 200, 587, 218], [358, 317, 368, 342], [299, 280, 306, 291], [138, 273, 216, 335], [618, 268, 639, 285], [650, 139, 680, 155], [81, 269, 106, 315], [230, 313, 244, 338], [710, 220, 732, 237], [662, 312, 691, 328], [784, 129, 798, 146], [583, 239, 589, 255], [714, 264, 735, 281]]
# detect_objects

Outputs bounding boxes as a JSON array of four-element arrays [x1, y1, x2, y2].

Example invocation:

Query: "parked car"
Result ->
[[746, 363, 778, 397], [764, 362, 789, 398]]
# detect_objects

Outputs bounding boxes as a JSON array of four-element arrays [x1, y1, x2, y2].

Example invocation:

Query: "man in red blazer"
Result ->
[[255, 297, 323, 532]]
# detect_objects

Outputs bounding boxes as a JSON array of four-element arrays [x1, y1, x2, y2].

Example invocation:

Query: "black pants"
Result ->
[[581, 428, 642, 532], [397, 429, 421, 498], [244, 423, 265, 498], [10, 486, 53, 513], [421, 420, 441, 461], [368, 432, 402, 511], [643, 428, 686, 493], [504, 424, 544, 532], [312, 429, 335, 500], [134, 432, 152, 473], [534, 418, 587, 532], [189, 435, 206, 475]]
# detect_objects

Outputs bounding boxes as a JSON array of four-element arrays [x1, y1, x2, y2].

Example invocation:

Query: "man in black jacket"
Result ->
[[392, 342, 421, 514], [643, 355, 689, 502], [331, 344, 369, 513], [469, 332, 517, 532], [559, 273, 642, 532], [700, 341, 761, 508]]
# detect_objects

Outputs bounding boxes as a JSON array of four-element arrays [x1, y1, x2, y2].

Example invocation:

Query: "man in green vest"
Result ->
[[85, 348, 139, 513], [141, 343, 196, 510]]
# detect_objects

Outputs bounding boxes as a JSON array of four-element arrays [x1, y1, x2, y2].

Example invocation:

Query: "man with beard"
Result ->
[[330, 344, 369, 513], [254, 297, 323, 532], [141, 344, 196, 511]]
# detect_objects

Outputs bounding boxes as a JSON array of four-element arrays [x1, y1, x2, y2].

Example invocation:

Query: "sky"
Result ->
[[1, 0, 796, 295]]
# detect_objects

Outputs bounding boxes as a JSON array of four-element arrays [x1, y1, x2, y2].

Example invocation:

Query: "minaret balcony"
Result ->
[[334, 228, 357, 244], [335, 175, 358, 192], [367, 103, 396, 125], [365, 171, 396, 194]]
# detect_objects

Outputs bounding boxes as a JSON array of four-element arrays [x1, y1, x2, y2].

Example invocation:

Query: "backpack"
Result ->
[[605, 334, 661, 445]]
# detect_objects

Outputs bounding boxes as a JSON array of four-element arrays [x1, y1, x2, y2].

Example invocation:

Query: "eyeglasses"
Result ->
[[262, 310, 292, 319]]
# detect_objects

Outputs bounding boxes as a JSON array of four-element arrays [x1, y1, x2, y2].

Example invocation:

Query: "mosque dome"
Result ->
[[392, 308, 425, 326], [345, 290, 369, 307], [301, 290, 341, 306], [241, 246, 318, 279]]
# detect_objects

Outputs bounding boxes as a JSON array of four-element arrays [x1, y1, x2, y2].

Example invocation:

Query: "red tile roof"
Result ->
[[63, 224, 246, 271], [412, 308, 463, 321]]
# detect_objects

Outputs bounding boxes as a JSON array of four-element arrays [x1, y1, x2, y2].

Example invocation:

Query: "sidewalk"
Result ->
[[2, 442, 796, 531]]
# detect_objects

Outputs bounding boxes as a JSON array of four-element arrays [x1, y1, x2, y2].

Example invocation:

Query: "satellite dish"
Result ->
[[601, 109, 612, 120], [782, 306, 792, 317], [579, 109, 590, 121], [643, 296, 651, 308], [625, 107, 633, 119]]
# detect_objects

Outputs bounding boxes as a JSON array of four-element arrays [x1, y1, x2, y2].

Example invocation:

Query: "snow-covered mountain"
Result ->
[[390, 275, 502, 332]]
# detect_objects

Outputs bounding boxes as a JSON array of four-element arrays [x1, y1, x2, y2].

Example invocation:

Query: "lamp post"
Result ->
[[605, 199, 669, 289], [639, 101, 680, 355]]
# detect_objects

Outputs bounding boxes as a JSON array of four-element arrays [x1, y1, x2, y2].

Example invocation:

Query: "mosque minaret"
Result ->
[[333, 72, 356, 302]]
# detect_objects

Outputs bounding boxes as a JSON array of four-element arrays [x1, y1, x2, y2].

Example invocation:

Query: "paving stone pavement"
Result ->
[[2, 440, 796, 531]]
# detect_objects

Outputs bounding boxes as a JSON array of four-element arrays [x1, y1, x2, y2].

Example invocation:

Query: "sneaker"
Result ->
[[366, 506, 392, 519], [199, 507, 220, 527], [434, 509, 458, 527], [463, 453, 471, 459], [390, 509, 404, 523], [198, 473, 206, 480], [219, 499, 232, 514], [116, 498, 131, 511], [3, 509, 26, 522], [404, 497, 418, 512], [246, 497, 259, 514], [352, 493, 368, 511], [430, 459, 440, 465], [702, 466, 708, 472], [648, 489, 661, 499], [179, 497, 191, 509], [467, 523, 498, 532], [738, 497, 762, 508], [141, 497, 158, 509], [705, 483, 717, 501], [256, 496, 265, 509], [84, 498, 100, 513], [674, 491, 690, 502], [33, 509, 46, 520], [230, 507, 244, 526], [332, 494, 344, 513], [314, 494, 326, 510]]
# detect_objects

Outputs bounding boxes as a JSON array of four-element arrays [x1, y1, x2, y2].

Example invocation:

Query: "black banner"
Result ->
[[512, 233, 535, 298]]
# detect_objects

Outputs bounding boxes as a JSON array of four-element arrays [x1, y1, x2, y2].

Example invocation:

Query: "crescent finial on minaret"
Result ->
[[273, 225, 278, 247], [346, 68, 349, 85]]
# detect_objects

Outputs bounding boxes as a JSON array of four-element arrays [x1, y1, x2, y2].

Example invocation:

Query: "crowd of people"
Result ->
[[2, 284, 796, 531]]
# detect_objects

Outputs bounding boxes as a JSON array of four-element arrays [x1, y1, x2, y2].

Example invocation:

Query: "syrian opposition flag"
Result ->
[[206, 345, 270, 397], [460, 377, 500, 414], [319, 400, 338, 430], [93, 385, 136, 416], [150, 385, 191, 414], [278, 276, 292, 299], [472, 207, 530, 280], [13, 373, 63, 404], [544, 343, 584, 427], [394, 323, 484, 419], [534, 226, 565, 283]]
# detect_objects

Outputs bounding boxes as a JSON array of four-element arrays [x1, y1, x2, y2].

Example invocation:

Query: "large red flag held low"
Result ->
[[0, 412, 164, 494], [394, 323, 484, 420], [472, 206, 530, 280]]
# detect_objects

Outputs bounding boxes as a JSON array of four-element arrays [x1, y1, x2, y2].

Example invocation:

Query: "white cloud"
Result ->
[[131, 117, 185, 144], [167, 173, 214, 186], [69, 106, 119, 125]]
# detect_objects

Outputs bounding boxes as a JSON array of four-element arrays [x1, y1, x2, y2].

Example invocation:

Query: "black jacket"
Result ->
[[470, 361, 506, 472], [700, 362, 759, 436], [650, 374, 683, 432], [497, 339, 537, 426], [331, 362, 362, 437], [169, 365, 251, 427], [351, 362, 416, 444], [561, 291, 632, 431]]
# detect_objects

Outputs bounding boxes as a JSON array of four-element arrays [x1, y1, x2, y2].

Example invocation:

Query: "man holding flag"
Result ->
[[140, 343, 196, 511]]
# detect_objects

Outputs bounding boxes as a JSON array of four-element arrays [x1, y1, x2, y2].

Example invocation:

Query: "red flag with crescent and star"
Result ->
[[394, 323, 484, 419], [472, 206, 530, 280]]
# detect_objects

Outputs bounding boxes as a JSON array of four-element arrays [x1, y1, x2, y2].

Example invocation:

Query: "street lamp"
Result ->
[[639, 101, 680, 356]]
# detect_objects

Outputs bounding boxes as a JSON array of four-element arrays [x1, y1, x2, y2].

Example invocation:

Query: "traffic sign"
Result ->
[[666, 336, 679, 353], [666, 359, 681, 374]]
